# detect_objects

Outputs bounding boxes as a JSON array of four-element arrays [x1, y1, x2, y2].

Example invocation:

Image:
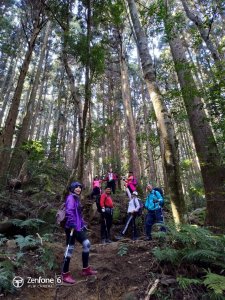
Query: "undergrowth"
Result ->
[[153, 223, 225, 298]]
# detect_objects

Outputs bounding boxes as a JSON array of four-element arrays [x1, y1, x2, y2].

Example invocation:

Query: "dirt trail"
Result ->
[[4, 195, 164, 300], [8, 237, 158, 300]]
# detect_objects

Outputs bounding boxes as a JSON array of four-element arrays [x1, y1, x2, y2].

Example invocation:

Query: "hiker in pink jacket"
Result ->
[[124, 171, 137, 193], [91, 176, 102, 199]]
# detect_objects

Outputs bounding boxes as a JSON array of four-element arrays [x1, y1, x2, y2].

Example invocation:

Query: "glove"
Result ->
[[102, 208, 105, 213]]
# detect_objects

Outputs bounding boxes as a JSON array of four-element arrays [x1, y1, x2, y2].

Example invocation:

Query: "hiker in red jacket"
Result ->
[[100, 187, 114, 244]]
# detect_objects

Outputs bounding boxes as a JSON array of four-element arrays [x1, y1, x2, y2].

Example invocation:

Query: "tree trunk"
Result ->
[[165, 12, 225, 228], [127, 0, 185, 223], [8, 21, 51, 177], [181, 0, 225, 78], [119, 43, 141, 180], [0, 55, 18, 127], [0, 18, 43, 187]]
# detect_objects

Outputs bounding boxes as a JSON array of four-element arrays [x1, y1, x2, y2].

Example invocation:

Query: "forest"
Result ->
[[0, 0, 225, 299]]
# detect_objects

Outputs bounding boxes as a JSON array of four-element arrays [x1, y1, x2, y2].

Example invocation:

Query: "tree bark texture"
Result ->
[[119, 47, 141, 180], [168, 35, 225, 228], [0, 17, 44, 187], [127, 0, 185, 223]]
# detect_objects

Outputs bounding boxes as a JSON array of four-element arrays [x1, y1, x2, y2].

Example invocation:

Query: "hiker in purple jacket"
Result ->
[[62, 181, 97, 284]]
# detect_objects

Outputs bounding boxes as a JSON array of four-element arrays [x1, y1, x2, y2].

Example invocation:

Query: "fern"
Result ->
[[177, 276, 202, 289], [0, 234, 7, 246], [183, 249, 223, 263], [11, 218, 46, 229], [0, 261, 15, 294], [153, 223, 225, 270], [14, 235, 39, 250], [38, 247, 57, 270], [153, 247, 181, 264], [117, 244, 128, 256], [203, 271, 225, 295]]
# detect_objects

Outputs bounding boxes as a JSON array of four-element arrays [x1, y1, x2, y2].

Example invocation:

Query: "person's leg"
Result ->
[[105, 210, 113, 242], [155, 208, 166, 232], [121, 214, 133, 235], [132, 215, 138, 240], [100, 214, 107, 242], [62, 228, 76, 283], [145, 211, 154, 240], [76, 230, 97, 276]]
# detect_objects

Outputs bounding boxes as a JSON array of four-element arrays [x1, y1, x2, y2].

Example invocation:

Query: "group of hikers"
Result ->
[[61, 169, 166, 284]]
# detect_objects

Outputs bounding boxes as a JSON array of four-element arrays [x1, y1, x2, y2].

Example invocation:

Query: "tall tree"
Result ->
[[0, 0, 46, 187], [163, 0, 225, 229], [127, 0, 185, 224], [118, 35, 141, 179], [180, 0, 225, 80], [8, 21, 51, 177]]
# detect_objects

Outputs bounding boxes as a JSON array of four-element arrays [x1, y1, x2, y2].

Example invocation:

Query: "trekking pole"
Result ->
[[62, 228, 74, 272]]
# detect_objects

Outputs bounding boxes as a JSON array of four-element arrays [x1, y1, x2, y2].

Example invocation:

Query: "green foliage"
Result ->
[[0, 234, 7, 246], [38, 246, 57, 272], [153, 224, 225, 270], [204, 271, 225, 295], [14, 235, 39, 250], [21, 140, 45, 161], [113, 207, 120, 223], [153, 247, 181, 264], [11, 218, 46, 230], [0, 260, 15, 294], [108, 0, 125, 27], [117, 243, 128, 256], [177, 276, 202, 289]]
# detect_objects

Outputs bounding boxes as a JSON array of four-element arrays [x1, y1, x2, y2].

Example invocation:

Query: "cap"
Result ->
[[132, 191, 138, 195]]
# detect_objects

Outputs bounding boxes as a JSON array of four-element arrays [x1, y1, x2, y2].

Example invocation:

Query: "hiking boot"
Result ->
[[144, 236, 152, 241], [62, 272, 76, 284], [81, 266, 98, 276], [101, 239, 106, 244], [105, 239, 112, 243]]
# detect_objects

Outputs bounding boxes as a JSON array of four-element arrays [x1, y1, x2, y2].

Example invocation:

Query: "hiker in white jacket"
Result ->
[[116, 190, 140, 241]]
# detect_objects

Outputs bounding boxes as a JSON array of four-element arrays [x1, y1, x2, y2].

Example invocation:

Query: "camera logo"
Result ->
[[12, 276, 24, 288], [55, 275, 62, 284]]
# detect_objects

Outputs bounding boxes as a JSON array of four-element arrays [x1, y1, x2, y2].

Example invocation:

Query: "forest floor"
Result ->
[[1, 189, 203, 300]]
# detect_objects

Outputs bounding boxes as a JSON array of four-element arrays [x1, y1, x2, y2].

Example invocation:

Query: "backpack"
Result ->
[[153, 187, 164, 207], [133, 198, 144, 216], [56, 203, 66, 227]]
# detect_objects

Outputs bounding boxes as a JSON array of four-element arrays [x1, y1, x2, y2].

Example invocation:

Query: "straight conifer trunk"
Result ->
[[127, 0, 185, 223], [119, 45, 141, 180], [0, 16, 44, 187], [168, 34, 225, 229]]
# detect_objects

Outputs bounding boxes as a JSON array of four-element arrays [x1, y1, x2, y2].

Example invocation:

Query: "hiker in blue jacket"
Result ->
[[144, 184, 166, 241]]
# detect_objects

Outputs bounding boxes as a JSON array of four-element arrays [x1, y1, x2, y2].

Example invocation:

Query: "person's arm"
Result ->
[[153, 191, 163, 205], [126, 188, 132, 200], [100, 194, 106, 208], [66, 196, 77, 229], [134, 198, 140, 211], [144, 194, 150, 210]]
